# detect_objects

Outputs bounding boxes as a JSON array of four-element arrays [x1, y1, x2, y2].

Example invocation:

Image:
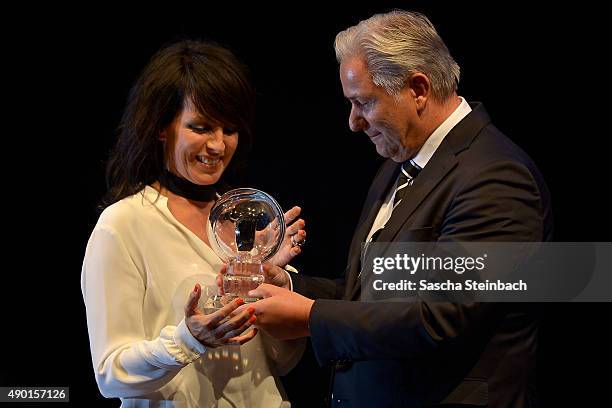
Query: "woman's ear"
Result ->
[[159, 129, 168, 142]]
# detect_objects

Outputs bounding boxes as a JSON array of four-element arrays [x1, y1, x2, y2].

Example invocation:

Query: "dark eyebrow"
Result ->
[[187, 113, 239, 131], [187, 112, 217, 126], [191, 111, 209, 121]]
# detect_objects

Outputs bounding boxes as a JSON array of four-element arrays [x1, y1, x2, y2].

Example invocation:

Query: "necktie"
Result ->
[[392, 159, 422, 209]]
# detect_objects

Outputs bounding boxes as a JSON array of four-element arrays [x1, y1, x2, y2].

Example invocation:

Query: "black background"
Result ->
[[2, 2, 611, 406]]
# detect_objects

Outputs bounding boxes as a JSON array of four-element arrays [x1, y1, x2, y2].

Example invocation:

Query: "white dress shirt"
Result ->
[[82, 186, 303, 407]]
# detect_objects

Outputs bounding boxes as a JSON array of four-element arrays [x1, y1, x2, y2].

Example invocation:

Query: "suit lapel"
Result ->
[[379, 141, 457, 242]]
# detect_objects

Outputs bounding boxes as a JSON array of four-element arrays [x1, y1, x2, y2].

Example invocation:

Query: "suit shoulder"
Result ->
[[466, 124, 534, 165], [461, 124, 550, 187], [455, 124, 552, 224]]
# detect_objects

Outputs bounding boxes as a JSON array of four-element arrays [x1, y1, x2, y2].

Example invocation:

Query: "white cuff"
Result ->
[[173, 318, 207, 361], [284, 265, 297, 292]]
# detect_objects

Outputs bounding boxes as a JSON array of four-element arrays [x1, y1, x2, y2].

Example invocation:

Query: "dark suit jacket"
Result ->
[[291, 103, 552, 407]]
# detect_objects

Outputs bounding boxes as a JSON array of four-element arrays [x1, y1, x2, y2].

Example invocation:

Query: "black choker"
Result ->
[[159, 170, 217, 202]]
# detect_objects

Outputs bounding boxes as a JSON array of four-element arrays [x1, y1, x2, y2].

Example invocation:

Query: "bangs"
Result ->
[[188, 92, 244, 133], [182, 50, 255, 135]]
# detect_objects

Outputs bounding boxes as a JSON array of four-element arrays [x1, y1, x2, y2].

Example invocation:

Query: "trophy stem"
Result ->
[[222, 261, 264, 303]]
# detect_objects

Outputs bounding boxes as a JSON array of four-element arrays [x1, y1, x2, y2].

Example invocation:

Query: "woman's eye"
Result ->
[[188, 124, 211, 133]]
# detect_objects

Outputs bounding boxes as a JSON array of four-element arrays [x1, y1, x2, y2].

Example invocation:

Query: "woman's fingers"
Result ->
[[220, 264, 228, 275], [207, 298, 244, 328], [184, 283, 201, 317], [284, 206, 301, 225], [288, 229, 307, 250], [213, 306, 255, 338], [285, 218, 305, 236], [217, 264, 227, 294], [227, 328, 259, 345], [295, 230, 307, 243], [218, 311, 257, 341]]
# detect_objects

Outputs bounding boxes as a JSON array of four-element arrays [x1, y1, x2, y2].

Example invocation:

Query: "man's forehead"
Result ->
[[344, 65, 359, 81], [340, 58, 375, 99], [341, 57, 368, 79]]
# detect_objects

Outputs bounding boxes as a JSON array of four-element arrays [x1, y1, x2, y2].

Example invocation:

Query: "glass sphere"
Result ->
[[208, 188, 285, 263]]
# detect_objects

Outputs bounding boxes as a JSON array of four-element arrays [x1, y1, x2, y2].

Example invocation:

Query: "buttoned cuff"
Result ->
[[173, 318, 207, 361]]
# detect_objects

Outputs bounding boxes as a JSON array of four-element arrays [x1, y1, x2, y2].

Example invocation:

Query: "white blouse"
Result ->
[[81, 186, 303, 407]]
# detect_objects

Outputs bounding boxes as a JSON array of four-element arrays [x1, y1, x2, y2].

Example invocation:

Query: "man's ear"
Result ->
[[408, 73, 431, 113]]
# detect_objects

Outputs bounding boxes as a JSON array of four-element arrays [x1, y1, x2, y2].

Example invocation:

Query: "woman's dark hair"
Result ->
[[102, 39, 255, 208]]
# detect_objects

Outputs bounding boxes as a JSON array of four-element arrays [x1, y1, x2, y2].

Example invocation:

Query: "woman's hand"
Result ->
[[267, 206, 306, 268], [185, 283, 258, 347]]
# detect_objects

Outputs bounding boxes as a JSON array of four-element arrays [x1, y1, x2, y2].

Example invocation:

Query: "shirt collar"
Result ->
[[412, 96, 472, 169]]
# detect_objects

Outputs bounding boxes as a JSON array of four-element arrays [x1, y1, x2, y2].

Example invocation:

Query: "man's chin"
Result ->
[[375, 145, 394, 160], [375, 145, 410, 162], [390, 150, 411, 163]]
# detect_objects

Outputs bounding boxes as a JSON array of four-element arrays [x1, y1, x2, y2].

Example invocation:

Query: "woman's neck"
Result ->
[[153, 182, 213, 210], [152, 182, 213, 245], [158, 169, 217, 202]]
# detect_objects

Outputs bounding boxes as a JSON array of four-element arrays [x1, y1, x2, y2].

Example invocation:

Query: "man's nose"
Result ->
[[349, 106, 367, 132]]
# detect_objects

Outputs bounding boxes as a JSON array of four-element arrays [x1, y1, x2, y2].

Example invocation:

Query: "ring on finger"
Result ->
[[291, 234, 305, 247]]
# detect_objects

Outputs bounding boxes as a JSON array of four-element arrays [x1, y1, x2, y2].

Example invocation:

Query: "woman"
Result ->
[[81, 40, 306, 407]]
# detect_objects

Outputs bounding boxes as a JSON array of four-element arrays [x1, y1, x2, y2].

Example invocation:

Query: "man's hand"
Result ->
[[238, 283, 315, 340]]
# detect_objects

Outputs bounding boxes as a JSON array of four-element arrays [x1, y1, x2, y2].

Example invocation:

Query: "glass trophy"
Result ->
[[205, 188, 285, 309]]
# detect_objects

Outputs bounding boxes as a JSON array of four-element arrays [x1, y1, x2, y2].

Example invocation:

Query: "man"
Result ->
[[243, 10, 552, 407]]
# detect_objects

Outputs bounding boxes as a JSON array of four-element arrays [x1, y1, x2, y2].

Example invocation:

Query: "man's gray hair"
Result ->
[[334, 10, 460, 100]]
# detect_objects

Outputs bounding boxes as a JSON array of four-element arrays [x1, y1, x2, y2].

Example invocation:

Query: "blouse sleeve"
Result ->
[[81, 225, 206, 398]]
